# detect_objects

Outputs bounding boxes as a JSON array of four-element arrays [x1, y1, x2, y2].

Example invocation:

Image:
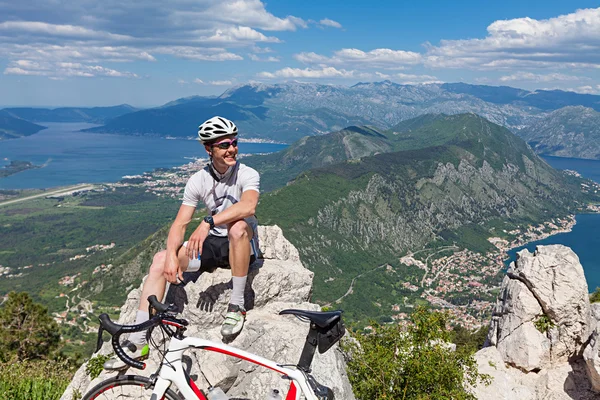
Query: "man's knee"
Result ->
[[228, 220, 250, 242], [149, 250, 166, 275]]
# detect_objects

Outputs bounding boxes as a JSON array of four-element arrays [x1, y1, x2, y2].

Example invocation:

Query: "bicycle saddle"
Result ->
[[279, 309, 342, 329]]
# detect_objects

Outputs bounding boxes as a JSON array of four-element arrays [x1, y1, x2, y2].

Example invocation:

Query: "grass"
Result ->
[[0, 359, 72, 400]]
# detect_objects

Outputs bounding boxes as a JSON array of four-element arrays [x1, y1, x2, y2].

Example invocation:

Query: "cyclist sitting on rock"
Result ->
[[104, 116, 260, 370]]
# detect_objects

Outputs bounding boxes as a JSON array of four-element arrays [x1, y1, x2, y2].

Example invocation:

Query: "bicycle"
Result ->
[[83, 295, 345, 400]]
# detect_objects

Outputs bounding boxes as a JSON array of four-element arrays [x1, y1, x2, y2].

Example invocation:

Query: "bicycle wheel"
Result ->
[[83, 375, 181, 400]]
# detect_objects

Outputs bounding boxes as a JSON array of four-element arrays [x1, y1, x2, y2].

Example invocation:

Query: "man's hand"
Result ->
[[164, 252, 183, 284], [187, 221, 210, 260]]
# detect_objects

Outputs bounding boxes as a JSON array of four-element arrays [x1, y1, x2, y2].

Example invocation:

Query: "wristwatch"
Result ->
[[203, 215, 215, 229]]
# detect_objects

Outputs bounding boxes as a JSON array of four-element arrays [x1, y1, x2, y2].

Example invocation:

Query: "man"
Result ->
[[105, 116, 260, 370]]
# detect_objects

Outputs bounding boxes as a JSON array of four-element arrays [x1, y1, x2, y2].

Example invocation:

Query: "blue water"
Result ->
[[507, 153, 600, 291], [0, 122, 287, 189], [542, 155, 600, 184], [506, 214, 600, 291]]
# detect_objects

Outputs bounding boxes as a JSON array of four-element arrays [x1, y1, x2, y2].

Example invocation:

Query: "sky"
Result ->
[[1, 0, 600, 107]]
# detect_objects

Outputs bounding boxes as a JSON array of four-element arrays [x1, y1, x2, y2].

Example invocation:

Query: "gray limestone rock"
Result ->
[[583, 303, 600, 392], [487, 245, 590, 371], [475, 244, 598, 399]]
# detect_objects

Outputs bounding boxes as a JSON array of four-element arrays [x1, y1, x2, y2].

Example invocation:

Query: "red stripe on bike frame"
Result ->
[[203, 346, 285, 374], [189, 379, 208, 400], [286, 382, 297, 400]]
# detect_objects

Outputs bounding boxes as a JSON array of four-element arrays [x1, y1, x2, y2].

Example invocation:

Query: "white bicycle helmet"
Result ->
[[198, 116, 238, 143]]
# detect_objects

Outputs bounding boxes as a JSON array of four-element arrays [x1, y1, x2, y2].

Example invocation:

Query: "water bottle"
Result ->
[[206, 386, 229, 400], [265, 388, 282, 400]]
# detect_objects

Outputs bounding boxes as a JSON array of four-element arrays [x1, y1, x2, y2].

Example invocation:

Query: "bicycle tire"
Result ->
[[83, 375, 182, 400]]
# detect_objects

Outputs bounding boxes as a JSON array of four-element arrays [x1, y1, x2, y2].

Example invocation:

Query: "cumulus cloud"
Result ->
[[153, 47, 243, 61], [319, 18, 342, 28], [570, 85, 600, 94], [425, 7, 600, 69], [0, 0, 309, 79], [257, 66, 371, 79], [249, 54, 280, 62], [203, 26, 281, 44], [499, 72, 586, 82], [4, 60, 138, 78], [210, 80, 234, 85], [295, 48, 422, 69], [192, 78, 234, 85]]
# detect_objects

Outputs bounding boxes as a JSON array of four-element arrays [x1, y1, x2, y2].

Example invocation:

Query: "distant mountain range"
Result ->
[[247, 113, 596, 322], [3, 81, 600, 159], [0, 105, 137, 140], [3, 104, 137, 124], [0, 110, 46, 140], [518, 106, 600, 159]]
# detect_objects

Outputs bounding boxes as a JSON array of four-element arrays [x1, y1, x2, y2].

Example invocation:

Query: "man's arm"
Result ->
[[164, 204, 196, 283], [212, 189, 259, 226]]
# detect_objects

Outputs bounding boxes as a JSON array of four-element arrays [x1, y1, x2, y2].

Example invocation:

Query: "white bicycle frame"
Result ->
[[149, 335, 321, 400]]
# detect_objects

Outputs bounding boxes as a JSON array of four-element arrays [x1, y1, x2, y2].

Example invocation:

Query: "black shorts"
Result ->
[[186, 235, 256, 273]]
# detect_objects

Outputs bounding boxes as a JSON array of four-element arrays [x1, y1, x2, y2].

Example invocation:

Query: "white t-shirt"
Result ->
[[182, 162, 260, 237]]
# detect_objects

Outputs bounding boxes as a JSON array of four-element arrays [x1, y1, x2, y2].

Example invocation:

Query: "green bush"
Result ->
[[0, 292, 61, 362], [86, 354, 111, 379], [591, 288, 600, 303], [342, 307, 489, 399], [534, 314, 555, 334], [450, 325, 489, 354], [0, 359, 71, 400]]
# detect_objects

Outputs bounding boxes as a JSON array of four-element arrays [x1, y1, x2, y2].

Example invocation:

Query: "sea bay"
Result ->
[[0, 122, 287, 189]]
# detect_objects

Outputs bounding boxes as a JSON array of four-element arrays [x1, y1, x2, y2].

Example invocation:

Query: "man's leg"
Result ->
[[221, 219, 253, 337], [105, 248, 190, 370]]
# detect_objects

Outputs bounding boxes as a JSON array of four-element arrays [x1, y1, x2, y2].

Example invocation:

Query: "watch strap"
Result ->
[[204, 215, 215, 229]]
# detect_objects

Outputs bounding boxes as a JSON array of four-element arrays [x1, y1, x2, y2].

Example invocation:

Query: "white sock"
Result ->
[[231, 275, 247, 308], [128, 310, 149, 345]]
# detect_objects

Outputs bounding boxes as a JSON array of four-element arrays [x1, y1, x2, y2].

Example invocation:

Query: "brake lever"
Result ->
[[95, 324, 105, 353]]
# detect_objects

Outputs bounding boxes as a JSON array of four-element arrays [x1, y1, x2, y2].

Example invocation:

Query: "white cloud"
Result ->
[[192, 78, 234, 85], [499, 72, 586, 82], [295, 48, 422, 69], [210, 80, 234, 85], [203, 26, 281, 44], [249, 54, 280, 62], [258, 66, 369, 79], [425, 7, 600, 69], [205, 0, 307, 31], [3, 60, 138, 78], [0, 21, 133, 41], [567, 85, 600, 94], [0, 0, 313, 80], [152, 47, 243, 61], [319, 18, 342, 29], [251, 46, 274, 53], [395, 73, 441, 84]]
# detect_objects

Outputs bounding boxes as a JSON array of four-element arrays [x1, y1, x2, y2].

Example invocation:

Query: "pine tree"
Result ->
[[0, 292, 61, 361]]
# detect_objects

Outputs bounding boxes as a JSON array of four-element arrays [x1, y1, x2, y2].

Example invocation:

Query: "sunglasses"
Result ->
[[212, 139, 238, 150]]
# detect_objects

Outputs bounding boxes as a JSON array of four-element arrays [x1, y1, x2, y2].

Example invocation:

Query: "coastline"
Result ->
[[488, 215, 577, 263]]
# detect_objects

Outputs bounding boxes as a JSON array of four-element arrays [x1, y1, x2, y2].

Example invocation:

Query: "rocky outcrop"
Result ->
[[473, 245, 598, 399], [583, 303, 600, 391], [487, 245, 591, 371], [61, 225, 354, 400]]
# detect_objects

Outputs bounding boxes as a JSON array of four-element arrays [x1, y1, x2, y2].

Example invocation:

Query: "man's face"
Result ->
[[206, 135, 238, 167]]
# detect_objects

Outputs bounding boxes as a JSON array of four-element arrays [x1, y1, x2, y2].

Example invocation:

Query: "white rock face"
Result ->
[[62, 225, 354, 400], [583, 303, 600, 391], [487, 245, 590, 371], [474, 245, 598, 400]]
